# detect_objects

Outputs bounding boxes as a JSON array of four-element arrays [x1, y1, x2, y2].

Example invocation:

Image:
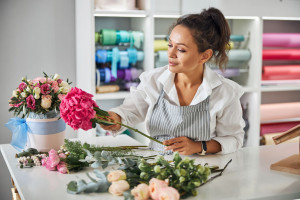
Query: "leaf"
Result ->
[[66, 181, 78, 194], [93, 107, 109, 116], [101, 162, 108, 169], [123, 190, 135, 200], [91, 161, 102, 168]]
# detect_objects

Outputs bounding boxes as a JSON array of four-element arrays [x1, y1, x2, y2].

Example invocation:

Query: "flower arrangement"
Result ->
[[8, 72, 72, 118]]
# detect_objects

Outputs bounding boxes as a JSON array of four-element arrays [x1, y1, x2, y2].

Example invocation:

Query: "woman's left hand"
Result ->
[[163, 136, 202, 155]]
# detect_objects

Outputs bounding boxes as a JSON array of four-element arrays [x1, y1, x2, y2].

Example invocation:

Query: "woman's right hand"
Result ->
[[99, 111, 122, 131]]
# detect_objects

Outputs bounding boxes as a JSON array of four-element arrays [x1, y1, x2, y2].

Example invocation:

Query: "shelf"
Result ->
[[262, 16, 300, 21], [225, 16, 260, 20], [261, 85, 300, 92], [243, 86, 258, 93], [153, 14, 181, 18], [94, 9, 148, 17], [94, 91, 130, 100], [261, 117, 300, 124]]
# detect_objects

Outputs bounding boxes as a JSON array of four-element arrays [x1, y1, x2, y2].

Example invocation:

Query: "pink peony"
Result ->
[[158, 187, 180, 200], [131, 183, 150, 200], [107, 170, 127, 182], [59, 153, 67, 159], [18, 82, 27, 92], [57, 162, 68, 174], [41, 83, 51, 94], [149, 178, 168, 200], [108, 180, 130, 196], [45, 149, 60, 170], [26, 95, 36, 110], [60, 87, 98, 131]]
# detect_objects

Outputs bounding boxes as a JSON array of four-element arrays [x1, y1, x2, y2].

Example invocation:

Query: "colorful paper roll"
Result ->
[[230, 35, 245, 42], [263, 33, 300, 47], [260, 102, 300, 122], [228, 50, 251, 62], [157, 51, 168, 63], [213, 69, 240, 78], [154, 40, 169, 52], [96, 68, 139, 83], [263, 49, 300, 60], [260, 121, 300, 136], [263, 65, 300, 76]]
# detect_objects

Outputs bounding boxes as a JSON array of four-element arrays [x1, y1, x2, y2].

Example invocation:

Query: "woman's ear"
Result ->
[[199, 49, 213, 64]]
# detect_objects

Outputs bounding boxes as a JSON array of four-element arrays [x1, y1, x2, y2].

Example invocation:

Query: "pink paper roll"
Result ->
[[260, 102, 300, 122], [260, 121, 300, 136], [262, 74, 300, 80], [263, 49, 300, 60], [263, 33, 300, 47], [263, 65, 300, 76]]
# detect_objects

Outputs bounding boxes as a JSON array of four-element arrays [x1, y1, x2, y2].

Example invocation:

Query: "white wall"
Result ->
[[0, 0, 76, 199]]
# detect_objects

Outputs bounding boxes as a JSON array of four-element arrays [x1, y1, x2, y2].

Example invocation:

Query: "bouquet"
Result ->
[[8, 72, 72, 118], [59, 87, 163, 145]]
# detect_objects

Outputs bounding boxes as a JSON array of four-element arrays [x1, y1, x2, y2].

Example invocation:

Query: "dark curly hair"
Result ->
[[170, 7, 230, 69]]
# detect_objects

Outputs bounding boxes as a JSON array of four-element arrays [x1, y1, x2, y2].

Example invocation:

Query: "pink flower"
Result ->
[[41, 95, 52, 109], [149, 178, 168, 200], [107, 170, 127, 182], [57, 162, 68, 174], [41, 84, 51, 94], [52, 81, 59, 93], [44, 149, 60, 170], [32, 77, 47, 83], [9, 102, 23, 108], [41, 157, 47, 166], [131, 183, 150, 200], [58, 94, 66, 101], [59, 153, 67, 159], [158, 187, 180, 200], [26, 95, 36, 110], [60, 87, 98, 131], [18, 82, 27, 92], [57, 79, 62, 85], [108, 180, 130, 196]]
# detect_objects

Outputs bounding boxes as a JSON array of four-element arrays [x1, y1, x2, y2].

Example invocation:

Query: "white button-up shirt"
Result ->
[[111, 65, 245, 154]]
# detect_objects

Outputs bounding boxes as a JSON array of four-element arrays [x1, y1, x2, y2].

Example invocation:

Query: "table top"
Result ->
[[1, 135, 300, 200]]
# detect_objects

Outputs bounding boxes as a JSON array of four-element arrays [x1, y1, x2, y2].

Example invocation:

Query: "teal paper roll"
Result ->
[[228, 50, 251, 62], [230, 35, 245, 42], [157, 51, 168, 63]]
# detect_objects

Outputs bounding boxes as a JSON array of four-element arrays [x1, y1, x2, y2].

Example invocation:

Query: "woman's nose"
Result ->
[[168, 48, 177, 58]]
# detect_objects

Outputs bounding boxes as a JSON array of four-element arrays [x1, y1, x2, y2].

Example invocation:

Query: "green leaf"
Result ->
[[67, 181, 78, 194], [93, 107, 109, 116]]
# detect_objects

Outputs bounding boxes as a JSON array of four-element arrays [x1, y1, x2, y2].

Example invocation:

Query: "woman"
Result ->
[[101, 7, 245, 155]]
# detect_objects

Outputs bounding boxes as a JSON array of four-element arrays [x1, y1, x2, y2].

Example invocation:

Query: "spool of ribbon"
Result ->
[[100, 29, 117, 45], [263, 49, 300, 60], [230, 35, 245, 42], [263, 33, 300, 47], [97, 68, 134, 83], [228, 49, 251, 61], [213, 69, 241, 78], [154, 40, 169, 52]]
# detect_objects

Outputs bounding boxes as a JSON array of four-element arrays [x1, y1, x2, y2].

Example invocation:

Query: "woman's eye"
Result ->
[[178, 49, 186, 53], [168, 44, 172, 47]]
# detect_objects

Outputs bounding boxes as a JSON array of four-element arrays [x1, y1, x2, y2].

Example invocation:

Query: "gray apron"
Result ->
[[149, 90, 211, 154]]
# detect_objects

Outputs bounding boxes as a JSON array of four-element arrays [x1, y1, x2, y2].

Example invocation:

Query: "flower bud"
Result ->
[[53, 74, 60, 81], [179, 176, 185, 183], [140, 172, 149, 180], [154, 165, 160, 173]]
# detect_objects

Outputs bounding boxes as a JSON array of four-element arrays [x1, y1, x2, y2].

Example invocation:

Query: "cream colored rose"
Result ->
[[33, 87, 41, 99], [12, 90, 18, 97], [21, 92, 27, 98], [59, 81, 71, 94], [53, 74, 60, 81], [131, 183, 150, 200], [108, 180, 130, 196], [107, 170, 127, 182], [41, 95, 52, 109]]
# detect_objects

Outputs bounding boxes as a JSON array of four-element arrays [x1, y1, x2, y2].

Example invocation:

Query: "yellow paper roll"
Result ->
[[154, 40, 169, 52]]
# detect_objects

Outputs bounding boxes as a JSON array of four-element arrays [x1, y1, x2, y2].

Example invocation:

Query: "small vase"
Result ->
[[26, 112, 66, 152]]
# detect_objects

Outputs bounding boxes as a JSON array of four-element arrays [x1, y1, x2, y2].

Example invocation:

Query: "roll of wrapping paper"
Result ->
[[96, 68, 133, 83], [96, 85, 120, 93], [263, 33, 300, 47], [263, 49, 300, 60], [262, 65, 300, 80], [230, 35, 245, 42], [100, 29, 117, 45], [228, 49, 251, 62], [261, 132, 299, 145], [260, 121, 300, 136], [260, 102, 300, 122], [95, 48, 144, 64], [157, 51, 168, 63], [154, 40, 169, 52], [213, 69, 240, 78]]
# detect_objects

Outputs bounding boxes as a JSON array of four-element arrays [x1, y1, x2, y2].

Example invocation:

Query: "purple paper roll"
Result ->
[[125, 82, 139, 90], [263, 33, 300, 47], [213, 69, 240, 78], [124, 69, 132, 81], [131, 68, 142, 80]]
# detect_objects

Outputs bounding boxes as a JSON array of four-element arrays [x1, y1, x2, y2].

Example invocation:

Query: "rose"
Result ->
[[41, 95, 52, 109], [21, 92, 27, 98], [59, 81, 71, 94], [158, 187, 180, 200], [33, 87, 41, 99], [57, 162, 68, 174], [41, 83, 51, 94], [12, 90, 18, 97], [51, 81, 59, 93], [107, 170, 127, 182], [131, 183, 150, 200], [58, 94, 66, 101], [60, 87, 98, 131], [108, 180, 130, 196], [18, 82, 27, 92], [149, 178, 168, 200], [26, 95, 36, 110], [44, 149, 60, 171]]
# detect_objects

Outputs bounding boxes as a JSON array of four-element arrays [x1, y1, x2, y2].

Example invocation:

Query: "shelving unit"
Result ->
[[75, 0, 300, 147]]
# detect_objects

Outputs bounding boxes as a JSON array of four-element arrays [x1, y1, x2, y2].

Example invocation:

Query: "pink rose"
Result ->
[[45, 149, 60, 170], [51, 81, 59, 93], [60, 87, 98, 131], [57, 162, 68, 174], [58, 94, 66, 101], [41, 157, 47, 166], [108, 180, 130, 196], [149, 178, 168, 200], [41, 95, 52, 109], [158, 187, 180, 200], [41, 83, 51, 94], [131, 183, 150, 200], [107, 170, 127, 182], [26, 95, 36, 110], [18, 82, 27, 92]]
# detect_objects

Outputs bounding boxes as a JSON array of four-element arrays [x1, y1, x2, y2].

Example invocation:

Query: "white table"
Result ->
[[1, 135, 300, 200]]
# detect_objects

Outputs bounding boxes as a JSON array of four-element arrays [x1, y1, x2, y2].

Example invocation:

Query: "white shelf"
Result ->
[[153, 14, 181, 18], [261, 117, 300, 124], [262, 16, 300, 21], [94, 9, 148, 17], [94, 91, 130, 100], [261, 85, 300, 92]]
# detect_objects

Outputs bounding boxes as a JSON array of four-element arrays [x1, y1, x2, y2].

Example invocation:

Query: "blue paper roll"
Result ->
[[230, 35, 245, 42]]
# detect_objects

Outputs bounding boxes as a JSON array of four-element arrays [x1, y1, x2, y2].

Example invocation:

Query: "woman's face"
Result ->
[[168, 25, 204, 75]]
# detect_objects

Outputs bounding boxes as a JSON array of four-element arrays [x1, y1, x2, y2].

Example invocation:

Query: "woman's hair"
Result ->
[[170, 7, 230, 69]]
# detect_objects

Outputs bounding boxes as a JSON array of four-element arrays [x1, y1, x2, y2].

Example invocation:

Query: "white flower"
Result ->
[[108, 180, 130, 196], [12, 90, 18, 97], [26, 86, 31, 93], [59, 81, 69, 87], [21, 92, 27, 98], [41, 95, 52, 109], [33, 87, 41, 99], [53, 74, 60, 81]]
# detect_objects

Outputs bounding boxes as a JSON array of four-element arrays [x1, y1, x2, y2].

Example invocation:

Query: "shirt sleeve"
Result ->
[[108, 74, 150, 136], [212, 92, 245, 154]]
